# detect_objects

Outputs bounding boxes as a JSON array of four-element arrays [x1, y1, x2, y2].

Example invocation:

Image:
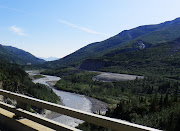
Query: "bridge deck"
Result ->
[[0, 107, 55, 131]]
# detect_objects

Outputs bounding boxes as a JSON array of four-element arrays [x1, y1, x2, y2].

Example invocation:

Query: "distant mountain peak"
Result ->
[[40, 57, 59, 61]]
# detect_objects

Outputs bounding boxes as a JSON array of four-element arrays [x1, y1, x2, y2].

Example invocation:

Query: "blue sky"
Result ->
[[0, 0, 180, 58]]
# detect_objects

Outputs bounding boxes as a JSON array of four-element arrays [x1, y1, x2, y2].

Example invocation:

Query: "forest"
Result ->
[[45, 68, 180, 131]]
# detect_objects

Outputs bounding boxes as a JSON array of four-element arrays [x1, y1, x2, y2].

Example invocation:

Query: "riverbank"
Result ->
[[27, 70, 63, 119], [46, 80, 108, 116], [86, 96, 107, 115], [44, 81, 63, 119]]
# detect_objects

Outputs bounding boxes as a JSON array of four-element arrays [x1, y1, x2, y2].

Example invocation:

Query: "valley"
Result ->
[[40, 18, 180, 130], [1, 17, 180, 131]]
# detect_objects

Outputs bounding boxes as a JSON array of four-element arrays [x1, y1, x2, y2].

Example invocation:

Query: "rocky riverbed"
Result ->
[[27, 70, 107, 127], [92, 71, 144, 82]]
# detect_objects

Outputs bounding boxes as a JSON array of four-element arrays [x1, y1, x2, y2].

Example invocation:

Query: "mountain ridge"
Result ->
[[43, 17, 180, 69]]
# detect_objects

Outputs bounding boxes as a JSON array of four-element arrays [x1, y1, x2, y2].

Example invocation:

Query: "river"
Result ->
[[27, 71, 97, 127]]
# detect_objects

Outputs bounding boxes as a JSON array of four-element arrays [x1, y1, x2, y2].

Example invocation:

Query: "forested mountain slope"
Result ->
[[0, 44, 45, 65], [80, 37, 180, 77]]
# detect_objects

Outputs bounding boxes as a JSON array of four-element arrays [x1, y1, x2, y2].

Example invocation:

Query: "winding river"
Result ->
[[27, 71, 92, 127]]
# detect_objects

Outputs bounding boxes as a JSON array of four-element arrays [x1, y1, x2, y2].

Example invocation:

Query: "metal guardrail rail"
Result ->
[[0, 101, 80, 131], [0, 89, 161, 131]]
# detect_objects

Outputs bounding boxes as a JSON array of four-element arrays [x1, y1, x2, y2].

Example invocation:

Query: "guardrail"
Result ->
[[0, 89, 161, 131]]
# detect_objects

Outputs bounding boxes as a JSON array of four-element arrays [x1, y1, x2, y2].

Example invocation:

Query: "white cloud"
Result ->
[[10, 25, 26, 36], [58, 19, 110, 36], [0, 5, 26, 13]]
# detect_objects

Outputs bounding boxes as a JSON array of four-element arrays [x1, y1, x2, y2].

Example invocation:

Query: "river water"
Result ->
[[27, 71, 92, 127]]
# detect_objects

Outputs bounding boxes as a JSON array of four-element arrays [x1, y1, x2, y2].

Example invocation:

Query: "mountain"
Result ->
[[40, 57, 59, 61], [44, 17, 180, 68], [0, 45, 45, 65]]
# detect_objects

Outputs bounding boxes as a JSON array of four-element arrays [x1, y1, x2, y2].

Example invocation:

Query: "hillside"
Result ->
[[0, 45, 45, 65], [80, 37, 180, 77], [44, 17, 180, 68], [0, 59, 59, 103]]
